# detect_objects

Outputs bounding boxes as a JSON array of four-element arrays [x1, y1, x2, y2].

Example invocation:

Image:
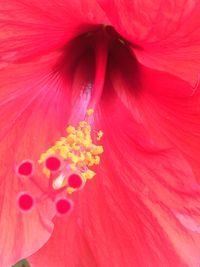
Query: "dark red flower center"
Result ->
[[56, 25, 139, 109]]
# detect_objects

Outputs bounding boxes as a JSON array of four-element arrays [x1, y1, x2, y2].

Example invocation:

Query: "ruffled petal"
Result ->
[[0, 0, 108, 63], [98, 0, 200, 85], [107, 50, 200, 265], [109, 41, 200, 183], [138, 66, 200, 182], [96, 90, 200, 266]]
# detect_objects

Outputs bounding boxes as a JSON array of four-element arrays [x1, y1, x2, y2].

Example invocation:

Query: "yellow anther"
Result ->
[[46, 148, 56, 155], [59, 148, 68, 159], [75, 138, 83, 145], [86, 108, 94, 116], [67, 187, 76, 194], [38, 153, 47, 163], [83, 139, 92, 148], [91, 146, 104, 155], [76, 130, 84, 139], [66, 126, 76, 134], [55, 140, 64, 147], [66, 134, 76, 144], [85, 152, 92, 160], [71, 155, 79, 163], [39, 118, 104, 195], [82, 170, 96, 180], [72, 144, 80, 151], [94, 156, 100, 165], [77, 161, 85, 168], [70, 164, 77, 172], [97, 130, 103, 141], [84, 125, 91, 134], [88, 160, 95, 167], [42, 167, 50, 178], [79, 121, 87, 128], [79, 153, 85, 161], [60, 137, 67, 142]]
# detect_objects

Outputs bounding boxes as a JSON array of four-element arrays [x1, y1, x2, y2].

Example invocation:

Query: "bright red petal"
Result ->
[[106, 54, 200, 265], [109, 42, 200, 183], [0, 0, 108, 63], [98, 0, 200, 85], [97, 89, 200, 266], [0, 19, 102, 264], [0, 16, 104, 263], [0, 54, 68, 265], [138, 66, 200, 182]]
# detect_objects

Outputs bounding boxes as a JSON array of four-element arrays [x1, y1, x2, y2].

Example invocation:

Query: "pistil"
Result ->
[[15, 109, 104, 216]]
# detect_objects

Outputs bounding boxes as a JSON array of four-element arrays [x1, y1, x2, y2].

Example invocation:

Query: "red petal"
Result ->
[[0, 24, 100, 264], [109, 41, 200, 183], [0, 57, 70, 265], [98, 0, 200, 85], [138, 66, 200, 182], [97, 91, 200, 266], [0, 0, 108, 63]]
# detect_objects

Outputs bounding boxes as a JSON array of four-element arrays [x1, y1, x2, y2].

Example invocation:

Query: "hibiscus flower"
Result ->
[[1, 0, 200, 266]]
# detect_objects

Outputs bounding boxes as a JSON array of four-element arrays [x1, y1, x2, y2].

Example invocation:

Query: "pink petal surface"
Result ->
[[0, 54, 70, 265], [98, 0, 200, 85]]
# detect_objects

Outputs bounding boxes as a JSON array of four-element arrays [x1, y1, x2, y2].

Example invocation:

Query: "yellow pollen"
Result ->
[[38, 109, 104, 194], [42, 167, 51, 178], [67, 187, 76, 194], [86, 108, 94, 116], [66, 126, 76, 134], [82, 170, 96, 180], [97, 130, 103, 141]]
